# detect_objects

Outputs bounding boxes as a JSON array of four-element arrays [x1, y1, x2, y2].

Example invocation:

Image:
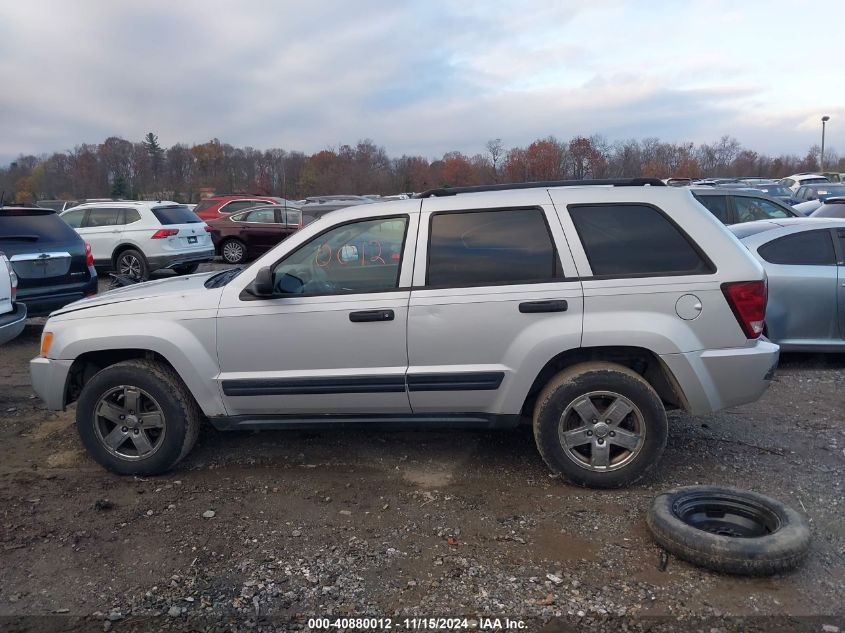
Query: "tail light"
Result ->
[[722, 280, 766, 339], [151, 229, 179, 239], [9, 266, 18, 302], [84, 241, 94, 267]]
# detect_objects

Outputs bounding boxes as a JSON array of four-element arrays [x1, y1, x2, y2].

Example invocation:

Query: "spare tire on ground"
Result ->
[[646, 485, 811, 576]]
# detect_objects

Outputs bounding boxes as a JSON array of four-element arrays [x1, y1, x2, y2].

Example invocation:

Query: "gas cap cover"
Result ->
[[676, 294, 703, 320]]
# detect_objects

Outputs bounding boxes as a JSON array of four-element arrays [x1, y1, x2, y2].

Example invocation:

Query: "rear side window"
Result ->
[[758, 230, 836, 265], [694, 194, 730, 223], [244, 208, 276, 223], [426, 208, 561, 287], [569, 204, 712, 277], [152, 206, 202, 225], [284, 209, 302, 226]]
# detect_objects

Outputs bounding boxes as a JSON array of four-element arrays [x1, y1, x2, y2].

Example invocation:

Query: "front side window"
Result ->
[[82, 208, 121, 227], [271, 216, 408, 295], [570, 204, 712, 277], [426, 208, 561, 287], [734, 197, 792, 222], [758, 230, 835, 265], [61, 209, 86, 228]]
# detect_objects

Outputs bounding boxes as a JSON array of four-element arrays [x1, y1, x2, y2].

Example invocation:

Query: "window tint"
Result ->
[[570, 204, 712, 277], [224, 200, 265, 214], [271, 216, 407, 295], [426, 209, 560, 286], [694, 194, 730, 223], [61, 209, 86, 228], [124, 209, 141, 224], [151, 205, 202, 225], [734, 196, 792, 222], [82, 208, 121, 227], [758, 230, 836, 265], [244, 208, 276, 223]]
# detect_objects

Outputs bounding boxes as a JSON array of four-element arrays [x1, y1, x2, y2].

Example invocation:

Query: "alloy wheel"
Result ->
[[92, 385, 166, 461], [558, 390, 646, 471], [223, 241, 244, 263], [118, 254, 142, 279]]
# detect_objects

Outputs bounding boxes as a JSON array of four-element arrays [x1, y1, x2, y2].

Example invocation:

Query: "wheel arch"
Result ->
[[519, 345, 689, 418], [111, 242, 145, 267]]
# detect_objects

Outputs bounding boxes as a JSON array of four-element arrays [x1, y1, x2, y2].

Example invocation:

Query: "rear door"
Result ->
[[407, 196, 583, 416], [78, 207, 122, 262], [240, 207, 286, 253]]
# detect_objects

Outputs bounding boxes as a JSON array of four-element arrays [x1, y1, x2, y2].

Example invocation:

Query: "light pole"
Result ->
[[821, 115, 830, 172]]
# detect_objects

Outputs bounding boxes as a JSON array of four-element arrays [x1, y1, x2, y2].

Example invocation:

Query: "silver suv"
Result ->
[[30, 179, 779, 488]]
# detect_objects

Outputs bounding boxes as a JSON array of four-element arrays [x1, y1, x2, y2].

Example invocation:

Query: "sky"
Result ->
[[0, 0, 842, 164]]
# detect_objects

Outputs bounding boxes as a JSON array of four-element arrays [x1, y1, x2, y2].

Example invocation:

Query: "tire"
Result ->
[[75, 359, 202, 476], [220, 238, 246, 264], [647, 486, 811, 575], [533, 362, 668, 488], [115, 248, 149, 281], [173, 263, 200, 275]]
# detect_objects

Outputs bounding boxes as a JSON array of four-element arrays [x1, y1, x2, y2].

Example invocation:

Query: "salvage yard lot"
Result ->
[[0, 266, 843, 630]]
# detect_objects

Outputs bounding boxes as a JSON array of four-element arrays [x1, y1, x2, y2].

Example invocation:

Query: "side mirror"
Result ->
[[248, 266, 274, 297]]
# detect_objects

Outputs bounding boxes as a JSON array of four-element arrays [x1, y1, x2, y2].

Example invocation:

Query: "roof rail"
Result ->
[[415, 178, 665, 198]]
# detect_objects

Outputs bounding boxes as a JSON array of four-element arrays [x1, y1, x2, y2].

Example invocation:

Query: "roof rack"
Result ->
[[416, 178, 665, 198]]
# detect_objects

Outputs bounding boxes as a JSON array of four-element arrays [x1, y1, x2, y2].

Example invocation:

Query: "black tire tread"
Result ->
[[533, 361, 668, 488]]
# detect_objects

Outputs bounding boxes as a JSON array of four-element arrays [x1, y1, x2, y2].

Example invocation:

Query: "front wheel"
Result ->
[[75, 359, 202, 475], [533, 362, 668, 488]]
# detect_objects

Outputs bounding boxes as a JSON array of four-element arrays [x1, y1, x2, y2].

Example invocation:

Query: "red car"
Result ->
[[207, 205, 302, 263], [193, 194, 283, 221]]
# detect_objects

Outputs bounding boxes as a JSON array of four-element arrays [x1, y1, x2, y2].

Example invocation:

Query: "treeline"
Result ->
[[1, 133, 841, 204]]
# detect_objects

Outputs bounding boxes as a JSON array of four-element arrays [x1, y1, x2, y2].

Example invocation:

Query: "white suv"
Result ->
[[780, 173, 830, 193], [59, 201, 214, 280]]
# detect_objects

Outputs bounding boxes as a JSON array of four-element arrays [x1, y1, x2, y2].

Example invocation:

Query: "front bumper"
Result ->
[[0, 303, 27, 345], [661, 339, 780, 415], [30, 356, 74, 411], [147, 249, 215, 272]]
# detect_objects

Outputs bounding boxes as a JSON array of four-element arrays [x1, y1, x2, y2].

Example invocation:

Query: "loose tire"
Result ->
[[75, 359, 202, 476], [220, 238, 246, 264], [173, 263, 200, 275], [115, 248, 149, 281], [647, 486, 811, 575], [533, 362, 668, 488]]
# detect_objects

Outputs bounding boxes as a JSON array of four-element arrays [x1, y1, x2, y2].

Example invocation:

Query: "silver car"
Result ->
[[31, 180, 778, 487], [730, 217, 845, 351]]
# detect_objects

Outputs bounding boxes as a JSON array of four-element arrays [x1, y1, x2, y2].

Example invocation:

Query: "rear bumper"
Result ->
[[0, 303, 27, 345], [30, 356, 74, 410], [147, 249, 215, 271], [18, 275, 98, 317], [660, 339, 779, 415]]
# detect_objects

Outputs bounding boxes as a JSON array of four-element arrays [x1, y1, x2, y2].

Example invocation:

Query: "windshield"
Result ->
[[152, 205, 203, 224], [757, 185, 791, 196]]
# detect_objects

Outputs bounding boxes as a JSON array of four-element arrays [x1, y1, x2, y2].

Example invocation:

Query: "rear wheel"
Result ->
[[220, 239, 246, 264], [75, 359, 201, 475], [173, 263, 200, 275], [533, 362, 668, 488], [115, 248, 149, 281]]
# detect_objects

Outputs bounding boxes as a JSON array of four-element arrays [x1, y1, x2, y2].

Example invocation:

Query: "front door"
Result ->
[[216, 212, 418, 416], [407, 197, 583, 416], [78, 207, 123, 264]]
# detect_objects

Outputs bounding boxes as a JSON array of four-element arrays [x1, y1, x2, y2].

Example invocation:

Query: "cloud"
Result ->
[[0, 0, 842, 163]]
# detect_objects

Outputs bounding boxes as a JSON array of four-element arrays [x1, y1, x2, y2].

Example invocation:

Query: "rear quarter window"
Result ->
[[151, 206, 202, 225], [569, 204, 713, 277], [758, 230, 836, 265]]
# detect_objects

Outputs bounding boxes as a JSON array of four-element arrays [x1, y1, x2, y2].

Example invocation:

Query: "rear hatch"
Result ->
[[151, 205, 213, 251], [0, 209, 92, 290]]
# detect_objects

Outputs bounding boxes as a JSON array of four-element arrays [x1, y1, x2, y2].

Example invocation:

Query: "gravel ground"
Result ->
[[0, 265, 843, 632]]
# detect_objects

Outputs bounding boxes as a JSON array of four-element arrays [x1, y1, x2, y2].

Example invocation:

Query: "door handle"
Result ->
[[349, 309, 395, 323], [519, 300, 568, 313]]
